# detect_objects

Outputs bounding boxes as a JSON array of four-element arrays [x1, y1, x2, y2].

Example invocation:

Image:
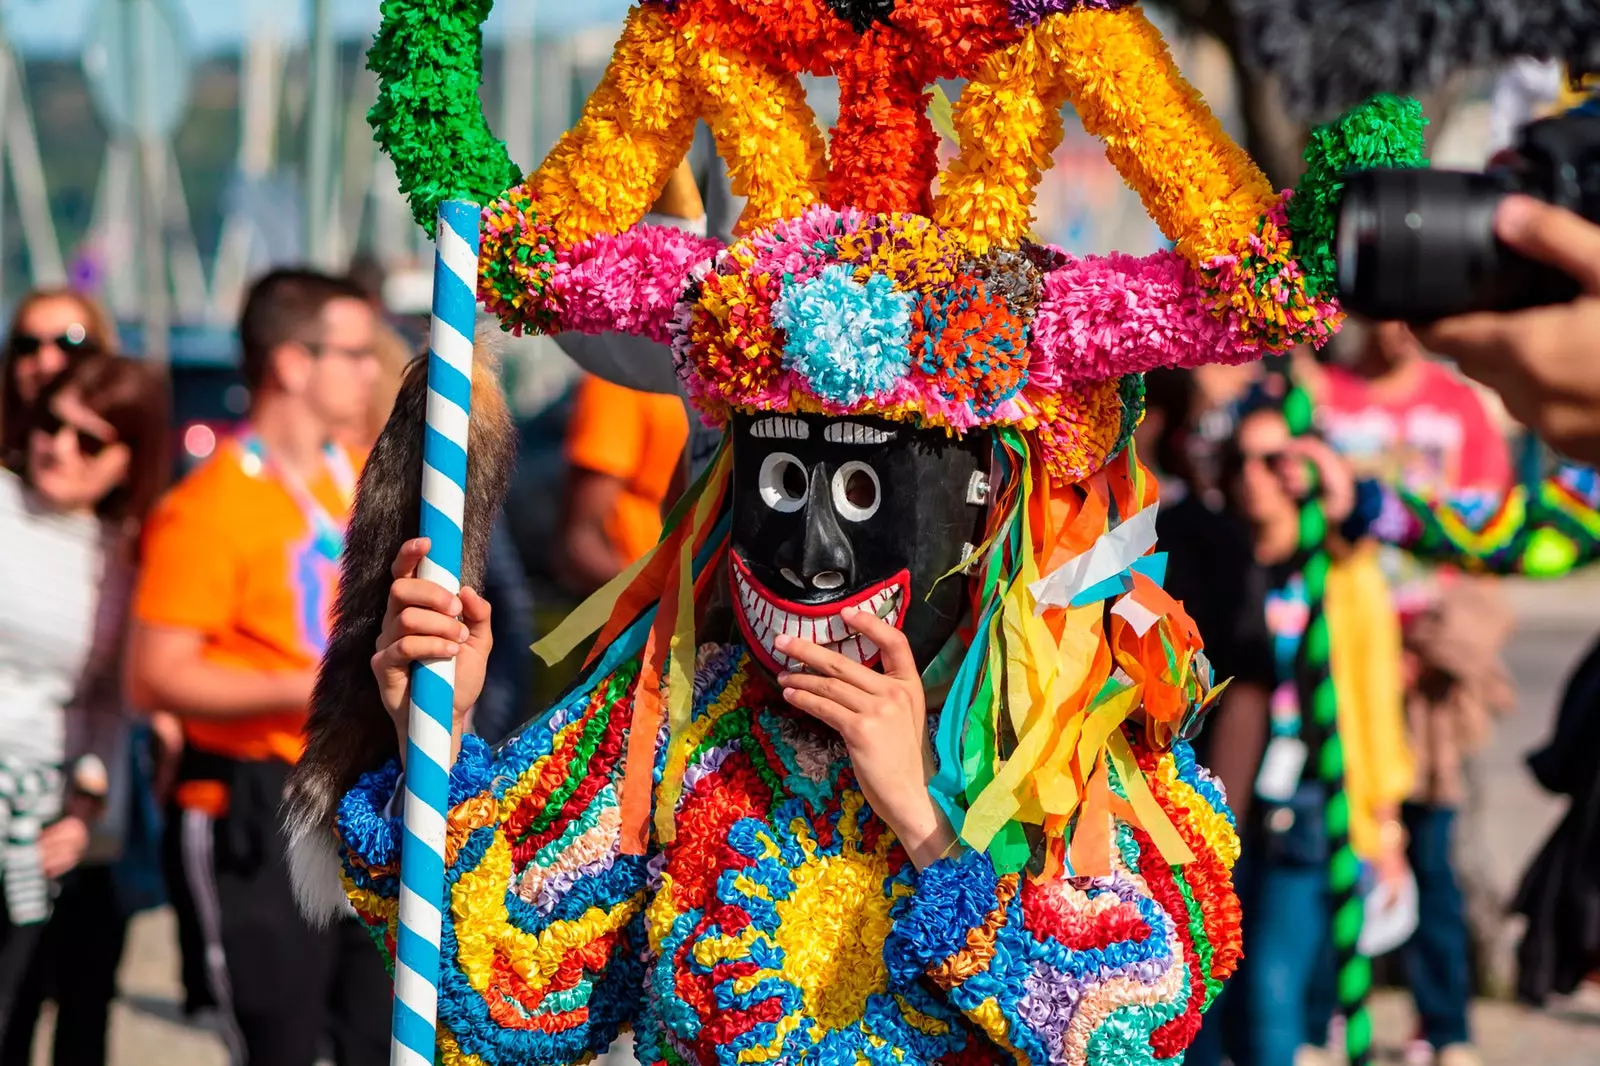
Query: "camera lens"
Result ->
[[1335, 169, 1521, 323]]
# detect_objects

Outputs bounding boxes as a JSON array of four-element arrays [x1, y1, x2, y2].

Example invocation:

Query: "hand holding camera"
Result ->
[[1415, 196, 1600, 465], [1335, 104, 1600, 464]]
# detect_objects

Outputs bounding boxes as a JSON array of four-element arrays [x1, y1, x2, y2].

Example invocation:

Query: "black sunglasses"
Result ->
[[10, 331, 99, 359], [34, 407, 114, 458]]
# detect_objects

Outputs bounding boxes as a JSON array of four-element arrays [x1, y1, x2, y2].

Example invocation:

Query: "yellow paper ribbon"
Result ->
[[1106, 729, 1195, 865], [531, 543, 660, 667], [653, 485, 711, 844]]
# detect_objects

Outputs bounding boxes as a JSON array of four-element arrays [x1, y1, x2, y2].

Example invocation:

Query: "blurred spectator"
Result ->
[[559, 374, 689, 595], [0, 355, 168, 1065], [0, 288, 118, 471], [1190, 400, 1414, 1066], [1314, 321, 1515, 1064], [1514, 631, 1600, 1005], [125, 270, 388, 1066], [342, 254, 422, 451]]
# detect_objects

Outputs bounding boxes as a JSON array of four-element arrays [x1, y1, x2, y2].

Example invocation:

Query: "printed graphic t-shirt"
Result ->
[[565, 374, 690, 564], [1264, 572, 1310, 742], [134, 438, 363, 781], [1319, 360, 1511, 618]]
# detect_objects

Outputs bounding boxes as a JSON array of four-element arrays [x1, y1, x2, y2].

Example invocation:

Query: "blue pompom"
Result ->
[[772, 265, 913, 405]]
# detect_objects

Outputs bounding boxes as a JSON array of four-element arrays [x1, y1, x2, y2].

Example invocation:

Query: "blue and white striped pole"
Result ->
[[392, 199, 480, 1066]]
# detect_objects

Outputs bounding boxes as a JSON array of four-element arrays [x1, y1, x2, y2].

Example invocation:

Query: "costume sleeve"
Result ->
[[1367, 463, 1600, 577], [336, 664, 653, 1065], [883, 741, 1243, 1064]]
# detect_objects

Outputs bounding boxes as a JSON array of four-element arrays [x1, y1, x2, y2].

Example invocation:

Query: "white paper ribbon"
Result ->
[[1028, 503, 1160, 613]]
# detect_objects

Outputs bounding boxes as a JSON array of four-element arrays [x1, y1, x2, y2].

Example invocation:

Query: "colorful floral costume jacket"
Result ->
[[337, 643, 1241, 1066]]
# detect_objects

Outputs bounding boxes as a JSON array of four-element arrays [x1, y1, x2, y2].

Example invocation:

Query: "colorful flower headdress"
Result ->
[[373, 0, 1428, 871], [377, 0, 1426, 483]]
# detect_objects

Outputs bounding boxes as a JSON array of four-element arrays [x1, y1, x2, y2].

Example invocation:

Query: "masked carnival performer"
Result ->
[[285, 2, 1427, 1063]]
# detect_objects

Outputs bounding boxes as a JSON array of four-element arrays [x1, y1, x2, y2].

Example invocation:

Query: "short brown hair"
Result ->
[[0, 287, 120, 467], [30, 355, 171, 526], [238, 268, 370, 392]]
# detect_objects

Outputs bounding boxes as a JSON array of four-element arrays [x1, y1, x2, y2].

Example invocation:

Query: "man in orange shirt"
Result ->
[[127, 270, 386, 1066], [560, 373, 690, 593]]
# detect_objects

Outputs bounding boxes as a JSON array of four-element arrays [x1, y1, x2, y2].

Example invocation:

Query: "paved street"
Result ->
[[22, 577, 1600, 1065]]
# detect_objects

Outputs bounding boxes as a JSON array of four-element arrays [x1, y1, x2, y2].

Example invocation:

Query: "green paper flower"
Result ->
[[1289, 94, 1430, 299], [369, 0, 524, 235]]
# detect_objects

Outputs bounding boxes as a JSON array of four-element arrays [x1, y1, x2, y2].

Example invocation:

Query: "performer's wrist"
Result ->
[[897, 798, 960, 871]]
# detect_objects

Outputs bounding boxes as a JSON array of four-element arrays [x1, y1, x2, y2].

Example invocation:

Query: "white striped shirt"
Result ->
[[0, 469, 105, 769]]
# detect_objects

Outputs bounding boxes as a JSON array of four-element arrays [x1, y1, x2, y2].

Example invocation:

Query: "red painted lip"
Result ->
[[730, 552, 909, 674]]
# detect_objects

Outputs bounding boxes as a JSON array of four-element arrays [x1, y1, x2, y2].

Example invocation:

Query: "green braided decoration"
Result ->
[[1280, 376, 1373, 1066], [369, 0, 522, 235], [1289, 94, 1430, 298]]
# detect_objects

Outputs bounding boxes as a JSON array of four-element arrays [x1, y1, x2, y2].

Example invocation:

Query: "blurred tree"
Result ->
[[1149, 0, 1469, 187]]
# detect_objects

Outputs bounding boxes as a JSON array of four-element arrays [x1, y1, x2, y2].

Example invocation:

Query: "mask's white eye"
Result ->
[[759, 452, 808, 513], [832, 461, 881, 522]]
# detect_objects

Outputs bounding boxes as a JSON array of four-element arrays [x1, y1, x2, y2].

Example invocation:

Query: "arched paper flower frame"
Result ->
[[373, 0, 1425, 481]]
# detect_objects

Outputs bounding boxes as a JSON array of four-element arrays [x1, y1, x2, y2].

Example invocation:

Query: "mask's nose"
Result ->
[[797, 462, 854, 592]]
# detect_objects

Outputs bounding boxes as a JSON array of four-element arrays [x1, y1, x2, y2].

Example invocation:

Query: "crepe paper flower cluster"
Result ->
[[914, 278, 1030, 416], [667, 202, 1302, 483], [1009, 0, 1139, 25], [366, 0, 521, 236], [682, 28, 830, 234], [829, 29, 944, 215], [479, 188, 560, 335], [774, 266, 915, 404], [479, 189, 724, 343], [376, 0, 1388, 378], [1200, 194, 1346, 352], [1288, 93, 1431, 298], [520, 7, 703, 249], [1029, 250, 1264, 388], [675, 207, 1130, 468], [1026, 377, 1137, 489], [338, 641, 1243, 1066]]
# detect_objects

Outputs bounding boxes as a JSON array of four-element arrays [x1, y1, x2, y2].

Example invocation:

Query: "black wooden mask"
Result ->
[[728, 411, 993, 677]]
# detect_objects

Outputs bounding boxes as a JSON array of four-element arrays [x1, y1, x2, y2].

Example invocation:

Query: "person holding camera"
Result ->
[[1338, 99, 1600, 466], [1417, 196, 1600, 465]]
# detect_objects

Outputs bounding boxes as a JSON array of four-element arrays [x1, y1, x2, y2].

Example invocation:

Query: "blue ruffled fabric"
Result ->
[[335, 734, 498, 874], [883, 848, 1001, 988], [1171, 742, 1236, 830]]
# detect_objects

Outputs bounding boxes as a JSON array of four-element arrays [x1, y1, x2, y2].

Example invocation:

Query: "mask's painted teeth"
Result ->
[[734, 569, 906, 671]]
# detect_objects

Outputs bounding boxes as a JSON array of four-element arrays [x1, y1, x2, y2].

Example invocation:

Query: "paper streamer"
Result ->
[[392, 198, 480, 1066], [1029, 503, 1160, 611]]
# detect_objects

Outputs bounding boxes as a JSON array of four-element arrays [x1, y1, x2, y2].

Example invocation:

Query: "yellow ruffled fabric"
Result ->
[[931, 29, 1069, 255], [1325, 542, 1416, 860], [689, 31, 829, 233]]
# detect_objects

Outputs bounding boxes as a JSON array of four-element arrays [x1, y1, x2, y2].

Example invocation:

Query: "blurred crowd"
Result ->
[[3, 76, 1600, 1066], [0, 233, 708, 1065]]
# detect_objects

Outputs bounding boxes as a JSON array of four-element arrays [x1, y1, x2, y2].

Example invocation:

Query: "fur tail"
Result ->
[[285, 334, 517, 922]]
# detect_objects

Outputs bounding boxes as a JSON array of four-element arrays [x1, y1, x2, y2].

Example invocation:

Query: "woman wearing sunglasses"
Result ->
[[0, 288, 117, 473], [0, 354, 167, 1065]]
